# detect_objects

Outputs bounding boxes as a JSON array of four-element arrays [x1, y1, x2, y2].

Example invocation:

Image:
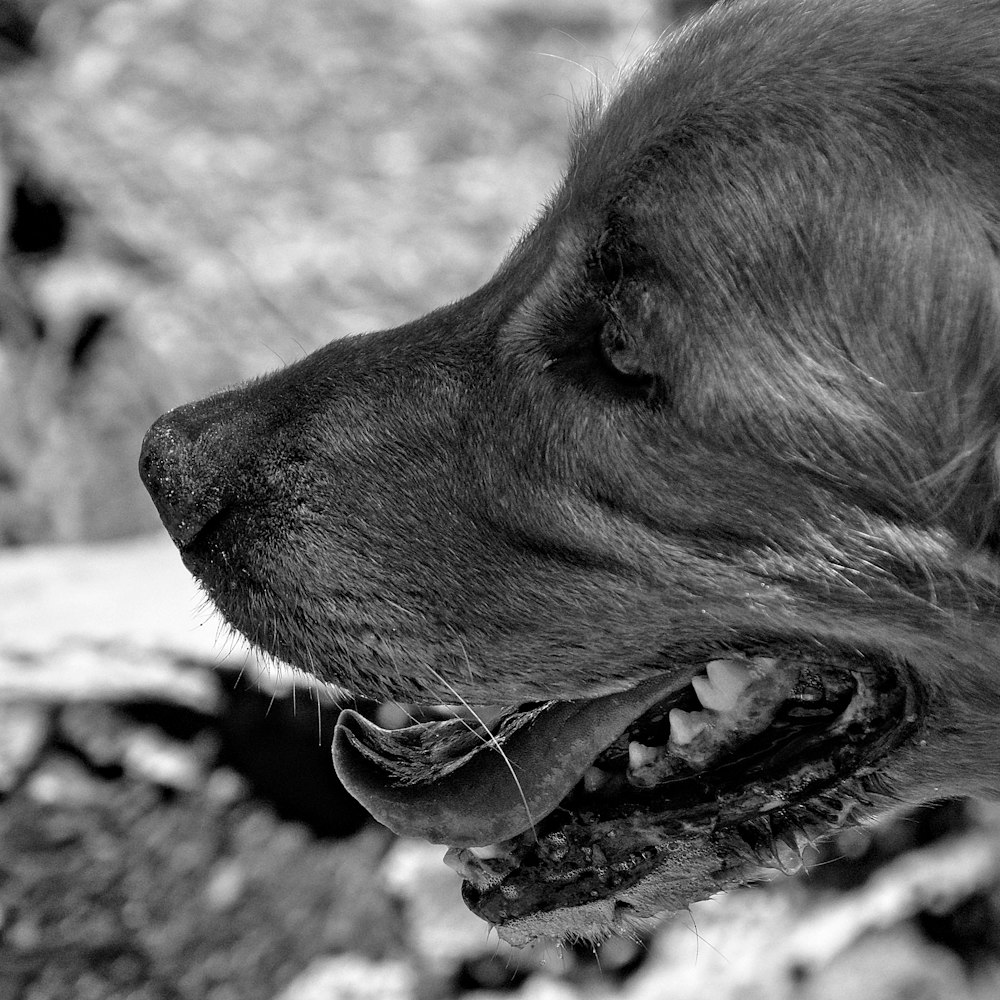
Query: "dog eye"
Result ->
[[540, 297, 659, 401], [597, 314, 659, 397], [599, 320, 644, 378]]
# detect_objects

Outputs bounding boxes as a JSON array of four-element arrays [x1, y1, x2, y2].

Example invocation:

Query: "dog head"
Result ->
[[140, 0, 1000, 943]]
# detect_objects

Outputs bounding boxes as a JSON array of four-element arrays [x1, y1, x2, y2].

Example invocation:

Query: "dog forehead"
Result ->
[[564, 0, 1000, 213], [561, 8, 817, 212]]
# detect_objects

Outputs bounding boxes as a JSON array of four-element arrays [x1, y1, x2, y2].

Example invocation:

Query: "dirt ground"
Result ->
[[3, 1, 1000, 998]]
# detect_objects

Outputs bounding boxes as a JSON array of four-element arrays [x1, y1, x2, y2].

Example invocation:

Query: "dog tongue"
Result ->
[[332, 675, 674, 846]]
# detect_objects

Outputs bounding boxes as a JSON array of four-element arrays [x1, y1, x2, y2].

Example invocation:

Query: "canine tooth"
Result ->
[[628, 741, 660, 771], [693, 659, 752, 712], [375, 703, 412, 729], [583, 766, 610, 793], [796, 685, 824, 703], [468, 843, 505, 860], [668, 708, 709, 746]]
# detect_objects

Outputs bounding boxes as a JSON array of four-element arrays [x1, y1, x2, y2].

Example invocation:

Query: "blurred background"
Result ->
[[1, 1, 997, 998], [0, 0, 703, 547]]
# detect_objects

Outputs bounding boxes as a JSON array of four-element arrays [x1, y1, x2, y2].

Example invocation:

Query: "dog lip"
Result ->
[[331, 674, 686, 846]]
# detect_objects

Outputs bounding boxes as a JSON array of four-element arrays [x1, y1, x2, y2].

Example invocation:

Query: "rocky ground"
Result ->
[[3, 0, 1000, 997]]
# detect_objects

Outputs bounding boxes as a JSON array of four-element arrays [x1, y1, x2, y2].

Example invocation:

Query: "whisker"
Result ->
[[533, 50, 599, 82], [679, 907, 729, 963], [424, 662, 537, 843]]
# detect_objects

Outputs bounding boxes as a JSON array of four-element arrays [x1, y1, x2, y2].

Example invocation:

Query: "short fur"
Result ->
[[140, 0, 1000, 939]]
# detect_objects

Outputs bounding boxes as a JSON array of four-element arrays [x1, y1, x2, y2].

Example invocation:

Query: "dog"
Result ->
[[139, 0, 1000, 946]]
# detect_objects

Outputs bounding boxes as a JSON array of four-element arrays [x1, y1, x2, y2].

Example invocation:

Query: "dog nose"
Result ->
[[139, 406, 229, 548]]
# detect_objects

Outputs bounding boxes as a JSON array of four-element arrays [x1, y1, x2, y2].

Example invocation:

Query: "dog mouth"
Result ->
[[333, 648, 917, 943]]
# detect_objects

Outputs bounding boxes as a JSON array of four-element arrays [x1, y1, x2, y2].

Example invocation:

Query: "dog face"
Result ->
[[140, 0, 1000, 943]]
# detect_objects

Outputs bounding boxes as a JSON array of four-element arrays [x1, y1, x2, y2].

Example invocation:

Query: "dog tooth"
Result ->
[[668, 708, 709, 746], [468, 843, 505, 860], [690, 675, 718, 710], [796, 685, 824, 703], [627, 741, 660, 771], [583, 766, 610, 793], [694, 659, 752, 712]]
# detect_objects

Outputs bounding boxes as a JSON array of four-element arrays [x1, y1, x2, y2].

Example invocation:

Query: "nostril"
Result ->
[[139, 411, 231, 549]]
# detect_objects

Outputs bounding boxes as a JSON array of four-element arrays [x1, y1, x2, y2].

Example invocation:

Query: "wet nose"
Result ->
[[138, 404, 231, 548]]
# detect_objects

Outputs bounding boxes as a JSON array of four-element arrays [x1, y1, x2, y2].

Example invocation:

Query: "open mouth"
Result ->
[[333, 648, 918, 943]]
